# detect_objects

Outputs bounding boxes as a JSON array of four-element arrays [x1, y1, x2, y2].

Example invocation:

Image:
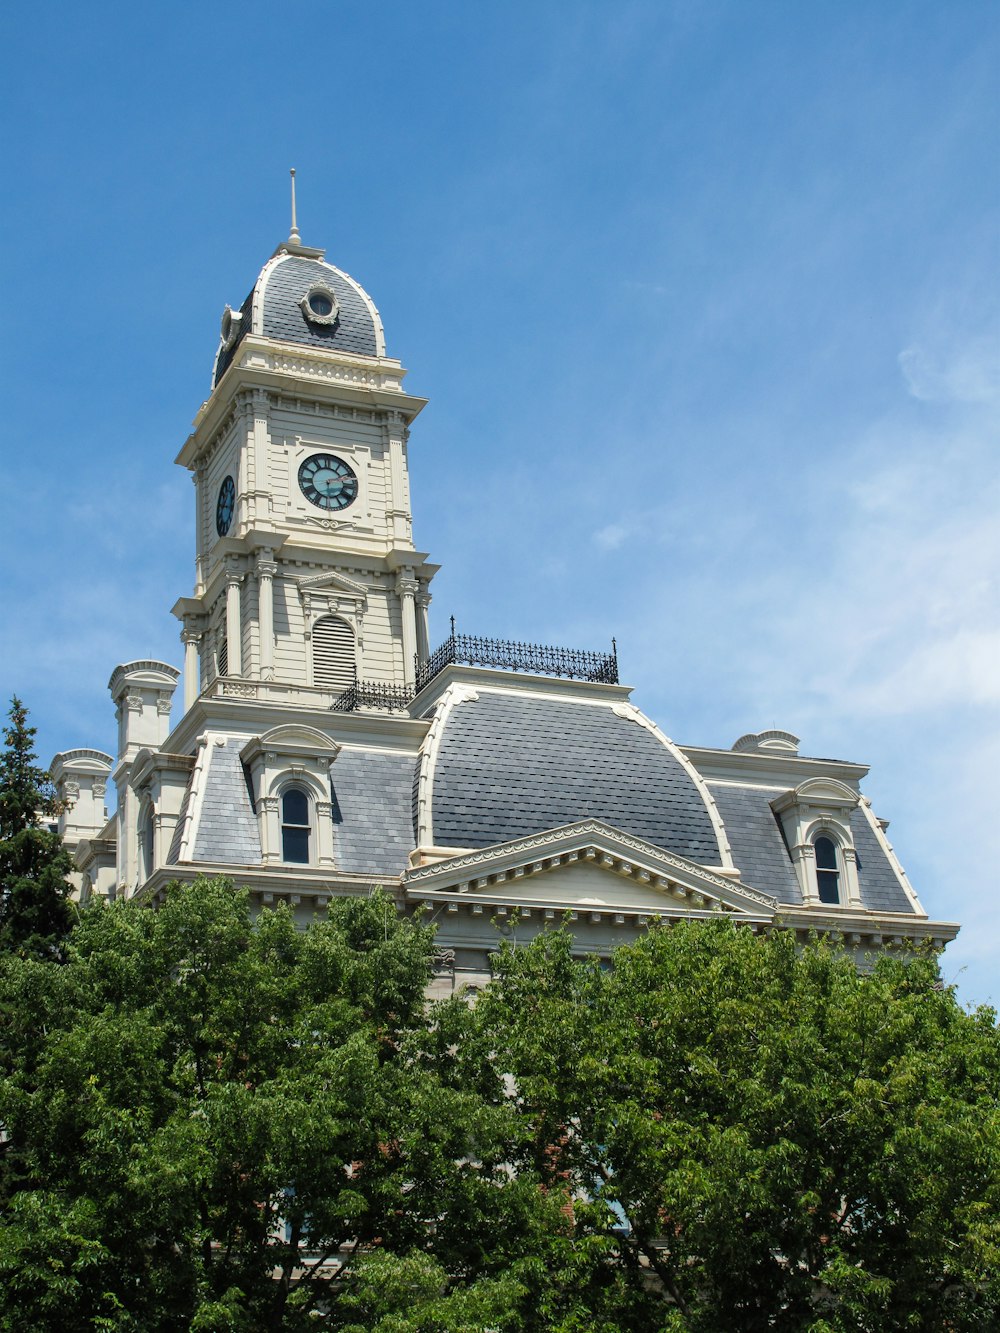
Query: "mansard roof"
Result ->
[[415, 683, 729, 866], [213, 250, 387, 387]]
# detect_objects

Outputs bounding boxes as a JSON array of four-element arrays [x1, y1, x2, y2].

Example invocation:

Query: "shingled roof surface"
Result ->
[[261, 257, 380, 359], [850, 805, 916, 913], [427, 692, 722, 862], [707, 782, 916, 913], [331, 749, 415, 877], [191, 740, 262, 864], [706, 783, 803, 904]]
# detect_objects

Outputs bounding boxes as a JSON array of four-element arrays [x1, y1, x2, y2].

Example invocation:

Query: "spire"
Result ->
[[273, 168, 325, 260], [288, 168, 301, 246]]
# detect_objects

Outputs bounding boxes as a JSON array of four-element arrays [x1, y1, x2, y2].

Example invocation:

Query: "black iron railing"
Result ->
[[331, 681, 415, 713], [331, 626, 619, 712], [414, 621, 618, 692]]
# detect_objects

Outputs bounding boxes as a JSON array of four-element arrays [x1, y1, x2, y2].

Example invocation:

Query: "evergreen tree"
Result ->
[[0, 698, 73, 959]]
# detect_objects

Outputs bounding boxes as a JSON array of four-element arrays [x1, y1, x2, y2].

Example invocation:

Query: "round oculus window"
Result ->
[[297, 454, 358, 511], [216, 475, 236, 536], [300, 282, 340, 326], [220, 305, 242, 349]]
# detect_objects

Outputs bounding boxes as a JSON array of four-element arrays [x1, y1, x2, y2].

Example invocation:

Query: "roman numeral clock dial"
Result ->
[[297, 453, 358, 512]]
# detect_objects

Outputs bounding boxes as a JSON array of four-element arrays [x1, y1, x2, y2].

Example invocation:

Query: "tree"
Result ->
[[3, 884, 998, 1332], [0, 697, 73, 958], [0, 879, 535, 1331], [470, 921, 1000, 1332]]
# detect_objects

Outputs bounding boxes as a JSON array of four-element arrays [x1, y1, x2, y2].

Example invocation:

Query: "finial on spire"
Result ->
[[288, 168, 301, 246]]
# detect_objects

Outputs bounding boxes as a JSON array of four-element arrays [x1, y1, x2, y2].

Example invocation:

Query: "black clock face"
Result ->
[[298, 453, 358, 511], [216, 476, 235, 536]]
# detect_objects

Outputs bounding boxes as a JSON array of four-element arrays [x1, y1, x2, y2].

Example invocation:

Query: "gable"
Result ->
[[296, 569, 368, 600], [404, 819, 777, 923]]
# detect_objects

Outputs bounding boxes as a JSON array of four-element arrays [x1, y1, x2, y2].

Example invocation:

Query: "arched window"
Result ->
[[281, 787, 311, 863], [312, 616, 356, 692], [814, 835, 840, 904]]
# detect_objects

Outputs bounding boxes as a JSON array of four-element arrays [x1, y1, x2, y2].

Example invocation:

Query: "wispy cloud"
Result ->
[[898, 334, 999, 404]]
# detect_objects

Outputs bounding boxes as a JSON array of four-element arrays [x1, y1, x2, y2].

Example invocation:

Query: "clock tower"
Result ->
[[171, 220, 437, 712]]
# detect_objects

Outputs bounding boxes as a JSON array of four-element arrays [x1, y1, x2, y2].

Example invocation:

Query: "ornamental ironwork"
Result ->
[[331, 681, 414, 713], [415, 622, 618, 692]]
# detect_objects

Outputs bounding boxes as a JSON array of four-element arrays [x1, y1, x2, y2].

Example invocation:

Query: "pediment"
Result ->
[[403, 820, 777, 922], [296, 569, 368, 600], [241, 724, 339, 765], [771, 777, 859, 815]]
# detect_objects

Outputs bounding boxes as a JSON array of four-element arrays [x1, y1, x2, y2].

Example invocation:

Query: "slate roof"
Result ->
[[851, 805, 915, 914], [331, 750, 415, 877], [212, 253, 384, 387], [708, 782, 916, 913], [707, 783, 803, 904], [425, 692, 723, 863], [191, 741, 262, 864]]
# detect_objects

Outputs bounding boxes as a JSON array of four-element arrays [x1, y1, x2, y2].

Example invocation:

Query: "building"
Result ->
[[49, 212, 959, 988]]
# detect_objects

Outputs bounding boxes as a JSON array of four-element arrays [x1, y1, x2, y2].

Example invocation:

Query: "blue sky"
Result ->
[[2, 1, 997, 1006]]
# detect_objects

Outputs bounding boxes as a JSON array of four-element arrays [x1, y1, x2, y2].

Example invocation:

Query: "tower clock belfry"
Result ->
[[171, 213, 437, 708]]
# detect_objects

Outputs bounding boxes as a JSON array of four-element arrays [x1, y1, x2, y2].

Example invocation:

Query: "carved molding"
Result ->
[[432, 948, 456, 975], [125, 695, 143, 713], [405, 819, 778, 910]]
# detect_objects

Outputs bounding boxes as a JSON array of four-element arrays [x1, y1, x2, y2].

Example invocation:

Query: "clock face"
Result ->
[[216, 475, 235, 536], [298, 453, 358, 512]]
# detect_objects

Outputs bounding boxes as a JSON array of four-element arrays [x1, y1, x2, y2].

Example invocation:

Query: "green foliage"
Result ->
[[2, 882, 997, 1331], [474, 921, 1000, 1332], [0, 880, 525, 1330], [0, 698, 73, 959]]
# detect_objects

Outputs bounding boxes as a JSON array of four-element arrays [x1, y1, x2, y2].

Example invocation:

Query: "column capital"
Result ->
[[395, 574, 419, 598]]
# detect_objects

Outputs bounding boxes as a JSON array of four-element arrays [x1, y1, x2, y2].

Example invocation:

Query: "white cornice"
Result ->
[[163, 692, 429, 761], [409, 664, 632, 717], [404, 819, 779, 914], [180, 340, 426, 468], [682, 744, 869, 787]]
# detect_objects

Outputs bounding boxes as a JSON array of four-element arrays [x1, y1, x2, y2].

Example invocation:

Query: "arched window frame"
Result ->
[[771, 779, 863, 909], [240, 726, 340, 869], [279, 782, 313, 864], [811, 829, 844, 905]]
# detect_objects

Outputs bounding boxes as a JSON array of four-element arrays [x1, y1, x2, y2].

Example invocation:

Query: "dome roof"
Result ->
[[417, 688, 727, 864], [213, 248, 387, 387]]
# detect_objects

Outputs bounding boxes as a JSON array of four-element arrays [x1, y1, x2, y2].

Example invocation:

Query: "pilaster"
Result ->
[[225, 561, 244, 677], [255, 550, 278, 681], [396, 572, 419, 689]]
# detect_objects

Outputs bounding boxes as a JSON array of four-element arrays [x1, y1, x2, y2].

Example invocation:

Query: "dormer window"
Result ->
[[771, 778, 862, 909], [241, 726, 340, 869], [814, 835, 840, 904], [281, 788, 311, 863]]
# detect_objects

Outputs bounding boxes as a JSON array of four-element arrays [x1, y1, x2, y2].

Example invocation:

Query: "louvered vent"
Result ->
[[313, 616, 356, 691], [217, 637, 228, 678]]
